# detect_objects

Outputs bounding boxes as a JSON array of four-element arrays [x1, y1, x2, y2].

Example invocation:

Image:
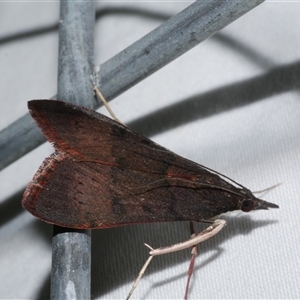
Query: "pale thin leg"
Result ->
[[126, 255, 154, 300], [184, 221, 197, 300], [149, 219, 226, 256], [125, 219, 226, 300], [93, 85, 125, 125]]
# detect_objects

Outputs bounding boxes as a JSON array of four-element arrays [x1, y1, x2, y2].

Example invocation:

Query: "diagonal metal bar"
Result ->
[[0, 0, 264, 171], [96, 0, 264, 101]]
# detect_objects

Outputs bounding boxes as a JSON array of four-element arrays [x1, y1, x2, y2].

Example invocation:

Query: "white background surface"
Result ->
[[0, 1, 299, 299]]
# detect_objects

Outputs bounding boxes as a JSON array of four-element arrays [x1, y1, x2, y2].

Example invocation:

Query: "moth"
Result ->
[[22, 100, 279, 299]]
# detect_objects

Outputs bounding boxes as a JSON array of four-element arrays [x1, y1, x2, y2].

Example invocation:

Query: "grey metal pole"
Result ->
[[50, 1, 94, 299], [96, 0, 265, 101], [0, 0, 264, 170]]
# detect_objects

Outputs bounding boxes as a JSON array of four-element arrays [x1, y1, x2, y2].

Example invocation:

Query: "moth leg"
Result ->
[[184, 221, 197, 300], [126, 219, 226, 300], [150, 219, 226, 256], [125, 246, 154, 300], [94, 85, 125, 125]]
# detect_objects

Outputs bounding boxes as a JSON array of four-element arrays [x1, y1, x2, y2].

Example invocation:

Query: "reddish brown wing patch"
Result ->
[[27, 100, 209, 177], [23, 100, 245, 228], [23, 153, 240, 229]]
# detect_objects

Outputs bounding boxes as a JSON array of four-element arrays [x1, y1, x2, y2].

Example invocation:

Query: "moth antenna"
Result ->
[[131, 177, 245, 198], [93, 85, 125, 126], [253, 182, 282, 194], [197, 164, 247, 190]]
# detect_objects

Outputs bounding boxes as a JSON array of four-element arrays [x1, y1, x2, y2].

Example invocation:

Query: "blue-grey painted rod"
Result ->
[[0, 0, 264, 171], [50, 1, 94, 300], [51, 229, 91, 300], [96, 0, 264, 101]]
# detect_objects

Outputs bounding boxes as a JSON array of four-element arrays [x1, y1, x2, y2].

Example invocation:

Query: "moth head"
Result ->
[[240, 194, 279, 212]]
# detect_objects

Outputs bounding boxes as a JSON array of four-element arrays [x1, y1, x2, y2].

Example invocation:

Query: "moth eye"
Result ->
[[241, 200, 254, 212]]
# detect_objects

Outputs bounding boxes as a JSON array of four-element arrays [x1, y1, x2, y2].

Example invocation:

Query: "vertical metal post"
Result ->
[[51, 1, 95, 299]]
